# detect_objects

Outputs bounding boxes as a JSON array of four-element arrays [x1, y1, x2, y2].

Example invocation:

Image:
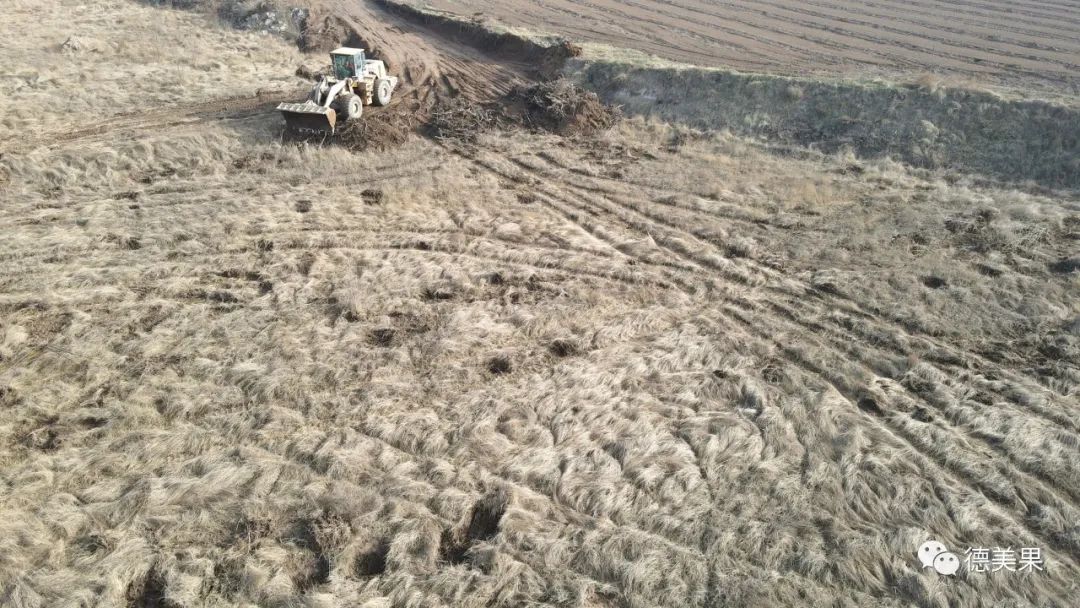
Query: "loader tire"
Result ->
[[374, 78, 393, 107], [338, 94, 363, 121]]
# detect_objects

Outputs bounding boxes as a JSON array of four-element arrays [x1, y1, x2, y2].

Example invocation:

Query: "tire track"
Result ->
[[1, 88, 306, 155], [714, 303, 1080, 564], [726, 296, 1080, 512], [518, 148, 1079, 425], [245, 239, 681, 291], [531, 149, 1080, 529], [473, 145, 1080, 557], [530, 150, 826, 233]]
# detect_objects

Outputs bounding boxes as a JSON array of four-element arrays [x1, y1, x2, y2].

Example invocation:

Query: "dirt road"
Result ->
[[304, 0, 534, 106]]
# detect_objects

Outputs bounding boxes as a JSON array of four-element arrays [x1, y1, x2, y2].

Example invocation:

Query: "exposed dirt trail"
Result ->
[[0, 88, 307, 155], [0, 0, 533, 156], [303, 0, 535, 120]]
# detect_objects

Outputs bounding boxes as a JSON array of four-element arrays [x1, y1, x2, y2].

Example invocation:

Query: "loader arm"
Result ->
[[319, 79, 350, 108], [277, 77, 352, 135]]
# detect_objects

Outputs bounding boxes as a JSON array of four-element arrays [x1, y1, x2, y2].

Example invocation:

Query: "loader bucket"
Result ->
[[277, 102, 337, 135]]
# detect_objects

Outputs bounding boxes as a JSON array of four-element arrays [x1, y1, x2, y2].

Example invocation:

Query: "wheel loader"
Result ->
[[277, 47, 398, 135]]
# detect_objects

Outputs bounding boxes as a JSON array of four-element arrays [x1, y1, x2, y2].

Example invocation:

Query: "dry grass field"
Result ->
[[1, 1, 1079, 607], [424, 0, 1080, 97]]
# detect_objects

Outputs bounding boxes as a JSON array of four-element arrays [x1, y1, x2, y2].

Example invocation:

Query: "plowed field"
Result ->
[[426, 0, 1080, 94]]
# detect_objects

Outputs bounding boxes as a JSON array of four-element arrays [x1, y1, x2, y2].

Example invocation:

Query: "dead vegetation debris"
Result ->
[[426, 97, 500, 142], [423, 80, 620, 145], [503, 80, 620, 136], [337, 108, 416, 151], [294, 63, 326, 81], [336, 80, 619, 151]]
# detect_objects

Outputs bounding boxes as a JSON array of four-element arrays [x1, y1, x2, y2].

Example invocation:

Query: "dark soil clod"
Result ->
[[21, 426, 61, 451], [422, 286, 455, 301], [549, 339, 579, 358], [369, 327, 396, 346], [440, 527, 470, 565], [440, 491, 508, 565], [360, 189, 385, 205], [354, 539, 390, 577], [857, 396, 884, 416], [126, 567, 168, 608], [1049, 257, 1080, 274], [487, 355, 512, 375], [975, 263, 1004, 277], [284, 520, 332, 591], [465, 493, 507, 543], [207, 290, 238, 303]]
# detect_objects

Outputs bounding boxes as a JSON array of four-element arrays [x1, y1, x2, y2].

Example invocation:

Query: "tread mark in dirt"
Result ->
[[453, 144, 1080, 563], [4, 88, 306, 154], [718, 304, 1080, 564], [513, 148, 1075, 420]]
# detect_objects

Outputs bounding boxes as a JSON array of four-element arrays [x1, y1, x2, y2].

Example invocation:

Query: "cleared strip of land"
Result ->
[[425, 0, 1080, 95]]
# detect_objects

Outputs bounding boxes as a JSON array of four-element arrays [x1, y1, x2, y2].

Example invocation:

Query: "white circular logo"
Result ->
[[933, 551, 960, 576], [917, 540, 948, 569]]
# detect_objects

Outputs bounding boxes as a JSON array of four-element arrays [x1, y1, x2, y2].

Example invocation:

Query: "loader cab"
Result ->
[[330, 47, 366, 80]]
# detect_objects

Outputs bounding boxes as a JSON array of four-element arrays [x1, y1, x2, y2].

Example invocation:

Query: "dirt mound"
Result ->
[[575, 61, 1080, 188], [337, 103, 425, 151], [297, 10, 353, 53], [503, 81, 619, 136], [421, 80, 619, 144], [374, 0, 581, 78]]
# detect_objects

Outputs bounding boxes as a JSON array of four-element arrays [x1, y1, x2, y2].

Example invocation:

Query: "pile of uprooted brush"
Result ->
[[426, 80, 619, 143], [425, 97, 501, 142], [504, 80, 620, 136]]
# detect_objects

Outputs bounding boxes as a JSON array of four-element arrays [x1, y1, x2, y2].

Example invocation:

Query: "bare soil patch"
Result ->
[[417, 0, 1080, 98]]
